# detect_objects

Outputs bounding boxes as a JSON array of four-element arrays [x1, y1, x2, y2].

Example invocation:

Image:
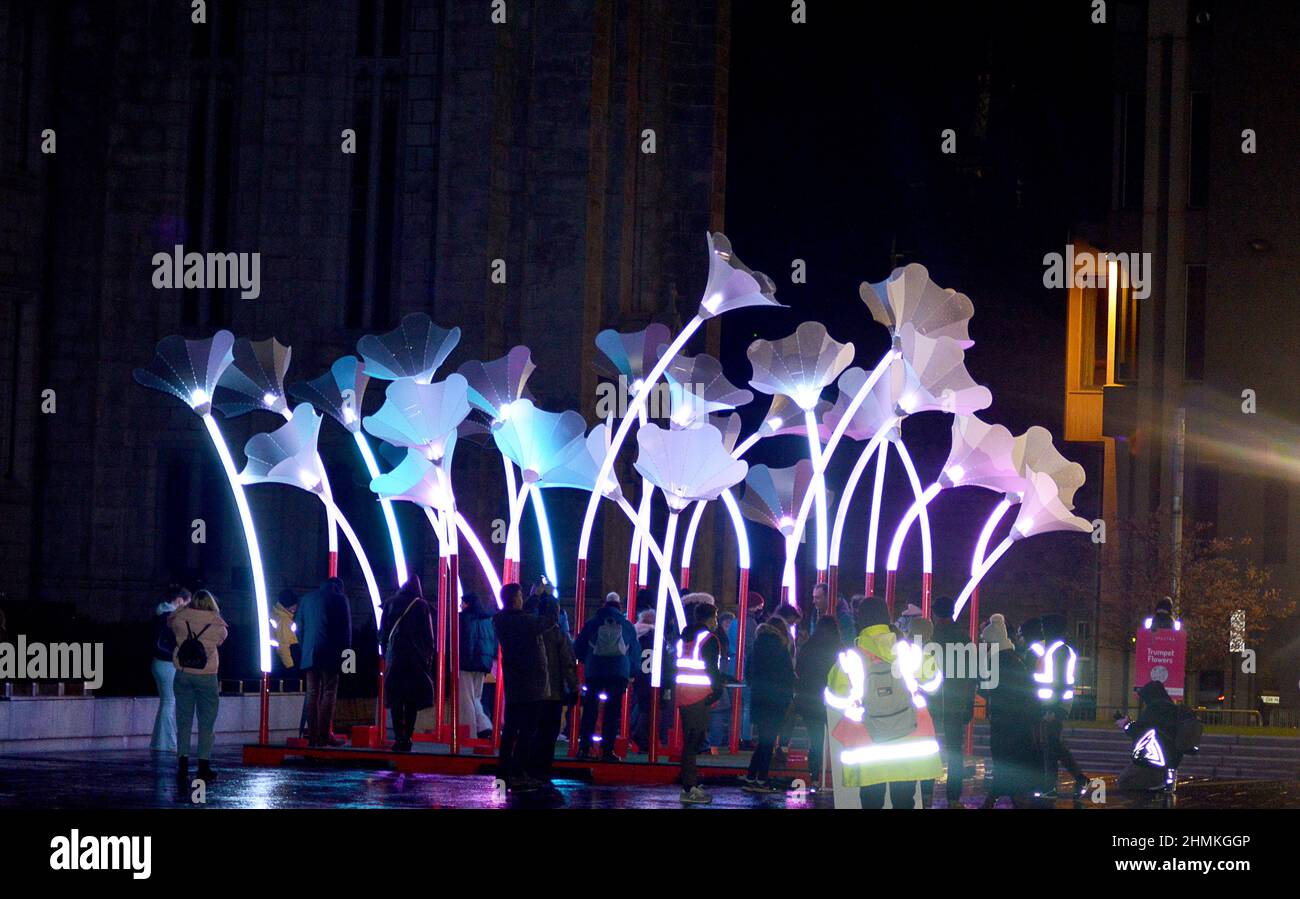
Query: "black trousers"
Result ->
[[530, 701, 564, 782], [304, 669, 340, 746], [939, 715, 969, 801], [678, 701, 711, 789], [578, 677, 627, 754], [500, 700, 543, 781], [859, 781, 917, 809], [746, 706, 785, 780], [795, 704, 826, 782], [1041, 717, 1085, 786], [389, 701, 421, 743]]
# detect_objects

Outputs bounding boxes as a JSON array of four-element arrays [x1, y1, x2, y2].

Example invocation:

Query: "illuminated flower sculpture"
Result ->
[[134, 330, 275, 736], [458, 345, 536, 424], [363, 375, 471, 463], [748, 321, 856, 579], [739, 459, 817, 610], [287, 356, 408, 587], [239, 406, 381, 628], [575, 232, 781, 640], [663, 351, 753, 430], [357, 312, 461, 383], [633, 423, 748, 687], [860, 262, 975, 347]]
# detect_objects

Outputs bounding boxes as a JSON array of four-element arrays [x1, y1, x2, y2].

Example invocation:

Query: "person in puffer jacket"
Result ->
[[169, 589, 228, 784], [824, 597, 942, 809], [742, 605, 799, 792], [458, 591, 498, 738], [573, 597, 641, 760]]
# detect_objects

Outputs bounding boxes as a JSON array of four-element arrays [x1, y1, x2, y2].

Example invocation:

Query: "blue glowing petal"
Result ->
[[457, 345, 536, 420], [213, 337, 293, 417], [132, 330, 235, 416], [491, 400, 588, 481], [288, 356, 370, 433], [238, 405, 324, 490], [594, 323, 673, 382], [738, 460, 815, 535], [362, 374, 471, 460], [358, 313, 461, 382]]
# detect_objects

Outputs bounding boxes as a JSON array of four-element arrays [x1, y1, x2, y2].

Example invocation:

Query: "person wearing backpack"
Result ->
[[169, 589, 228, 784], [150, 585, 190, 753], [380, 576, 435, 752], [572, 595, 641, 761], [458, 591, 498, 739], [1116, 680, 1195, 793], [824, 597, 943, 809]]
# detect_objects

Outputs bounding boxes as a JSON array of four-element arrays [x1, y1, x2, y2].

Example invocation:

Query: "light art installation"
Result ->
[[134, 232, 1092, 765]]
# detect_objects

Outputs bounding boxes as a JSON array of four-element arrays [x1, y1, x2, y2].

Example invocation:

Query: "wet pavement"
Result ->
[[1, 748, 1296, 809]]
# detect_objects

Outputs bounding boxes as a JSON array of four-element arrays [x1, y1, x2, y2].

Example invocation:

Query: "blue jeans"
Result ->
[[150, 659, 177, 751], [174, 671, 220, 760]]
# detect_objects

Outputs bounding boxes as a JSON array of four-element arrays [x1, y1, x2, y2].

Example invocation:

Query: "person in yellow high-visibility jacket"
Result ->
[[825, 597, 943, 808]]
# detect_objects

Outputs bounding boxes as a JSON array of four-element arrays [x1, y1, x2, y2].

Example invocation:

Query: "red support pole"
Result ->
[[328, 550, 338, 578], [865, 571, 875, 598], [884, 570, 897, 619], [679, 566, 689, 590], [965, 585, 979, 758], [492, 646, 505, 753], [728, 568, 749, 755], [827, 565, 838, 615], [619, 560, 638, 753], [376, 657, 386, 737], [816, 568, 828, 585], [434, 554, 448, 742], [648, 686, 661, 763], [568, 557, 588, 754], [449, 552, 461, 755], [921, 571, 933, 619], [259, 672, 270, 744]]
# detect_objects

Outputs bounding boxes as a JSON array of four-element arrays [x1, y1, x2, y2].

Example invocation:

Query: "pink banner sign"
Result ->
[[1135, 624, 1188, 699]]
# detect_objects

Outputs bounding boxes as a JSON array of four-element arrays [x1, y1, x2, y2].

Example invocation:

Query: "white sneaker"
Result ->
[[680, 786, 713, 804]]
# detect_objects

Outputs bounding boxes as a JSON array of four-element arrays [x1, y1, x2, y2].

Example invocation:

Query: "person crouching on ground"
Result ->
[[170, 589, 228, 784], [677, 601, 724, 804]]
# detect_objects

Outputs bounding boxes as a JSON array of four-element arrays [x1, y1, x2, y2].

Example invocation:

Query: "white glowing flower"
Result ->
[[456, 345, 536, 423], [594, 323, 674, 383], [358, 312, 461, 383], [288, 356, 370, 433], [895, 323, 991, 416], [133, 330, 235, 416], [664, 352, 753, 429], [1012, 470, 1092, 539], [860, 263, 975, 347], [491, 399, 588, 483], [823, 359, 914, 442], [369, 447, 452, 512], [212, 337, 292, 417], [362, 374, 471, 462], [748, 321, 856, 412], [940, 415, 1021, 492], [633, 423, 749, 512], [1013, 426, 1086, 509], [238, 405, 325, 492], [538, 423, 622, 499], [738, 460, 815, 537], [698, 232, 784, 319]]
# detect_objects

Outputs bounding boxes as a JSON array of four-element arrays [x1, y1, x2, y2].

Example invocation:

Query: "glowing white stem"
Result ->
[[805, 408, 829, 573], [202, 414, 271, 672], [613, 495, 685, 630], [455, 512, 503, 607], [504, 479, 531, 565], [886, 481, 942, 573], [527, 484, 560, 593], [829, 436, 880, 567], [322, 498, 382, 630], [635, 406, 653, 579], [577, 316, 703, 561], [733, 431, 764, 458], [865, 439, 891, 576], [502, 454, 520, 561], [650, 511, 680, 689], [893, 441, 934, 573], [719, 488, 751, 569], [354, 430, 409, 587], [782, 533, 799, 609], [973, 497, 1015, 576], [280, 408, 338, 555], [953, 535, 1015, 619]]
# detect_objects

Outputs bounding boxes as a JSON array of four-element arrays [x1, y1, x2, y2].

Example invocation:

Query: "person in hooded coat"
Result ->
[[529, 595, 578, 790], [742, 605, 798, 792], [979, 614, 1039, 807], [1116, 680, 1188, 792], [458, 591, 498, 739], [794, 611, 842, 787], [297, 577, 353, 747], [379, 576, 435, 752]]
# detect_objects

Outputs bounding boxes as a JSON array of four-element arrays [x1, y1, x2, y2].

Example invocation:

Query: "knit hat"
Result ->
[[605, 591, 621, 607], [683, 591, 716, 607], [982, 613, 1014, 652]]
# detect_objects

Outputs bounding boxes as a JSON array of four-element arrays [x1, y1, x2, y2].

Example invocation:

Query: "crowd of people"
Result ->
[[146, 575, 1183, 808]]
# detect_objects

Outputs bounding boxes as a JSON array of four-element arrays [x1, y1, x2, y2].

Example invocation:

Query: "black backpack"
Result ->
[[1173, 706, 1203, 753], [177, 623, 211, 670]]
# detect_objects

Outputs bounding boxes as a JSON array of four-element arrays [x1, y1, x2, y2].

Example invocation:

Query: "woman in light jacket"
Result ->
[[169, 589, 228, 783], [150, 585, 190, 752]]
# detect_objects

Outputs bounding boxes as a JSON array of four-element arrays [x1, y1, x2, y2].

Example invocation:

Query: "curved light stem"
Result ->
[[504, 479, 531, 567], [322, 498, 382, 629], [886, 481, 942, 573], [280, 408, 338, 557], [613, 495, 685, 628], [719, 488, 751, 569], [865, 439, 891, 581], [527, 484, 560, 594], [973, 497, 1015, 576], [781, 534, 799, 610], [354, 430, 409, 588], [804, 408, 829, 574], [829, 438, 881, 567], [202, 414, 272, 673], [953, 535, 1015, 619], [894, 441, 934, 575], [650, 510, 680, 689], [454, 511, 503, 607], [577, 315, 703, 562]]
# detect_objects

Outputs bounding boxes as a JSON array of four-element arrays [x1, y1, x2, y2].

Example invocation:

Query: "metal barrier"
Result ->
[[220, 677, 305, 695], [1193, 707, 1262, 728]]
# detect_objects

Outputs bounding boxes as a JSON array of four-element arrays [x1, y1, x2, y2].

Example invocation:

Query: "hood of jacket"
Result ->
[[757, 619, 791, 650], [853, 624, 898, 663]]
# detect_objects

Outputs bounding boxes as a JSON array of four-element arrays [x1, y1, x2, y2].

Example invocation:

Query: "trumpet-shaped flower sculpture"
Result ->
[[358, 312, 461, 383], [824, 362, 911, 443], [239, 405, 382, 628], [1013, 426, 1085, 509], [698, 232, 784, 319], [363, 374, 471, 462], [132, 330, 234, 416], [895, 323, 991, 416], [739, 459, 816, 609], [860, 263, 975, 347], [663, 352, 754, 430], [370, 446, 454, 513], [538, 423, 622, 498], [213, 337, 292, 417], [457, 345, 536, 423], [595, 323, 674, 385], [940, 415, 1021, 493], [289, 356, 371, 433], [491, 399, 588, 484], [747, 321, 856, 412], [134, 330, 274, 693], [747, 320, 854, 576], [633, 423, 749, 513]]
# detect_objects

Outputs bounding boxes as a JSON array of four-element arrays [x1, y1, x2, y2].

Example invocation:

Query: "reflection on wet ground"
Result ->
[[0, 748, 1295, 809]]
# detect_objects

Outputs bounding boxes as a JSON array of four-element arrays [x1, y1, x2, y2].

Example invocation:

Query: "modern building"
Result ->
[[1064, 0, 1300, 715]]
